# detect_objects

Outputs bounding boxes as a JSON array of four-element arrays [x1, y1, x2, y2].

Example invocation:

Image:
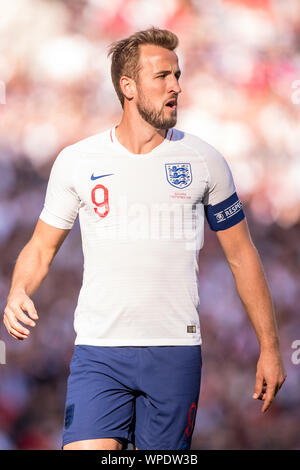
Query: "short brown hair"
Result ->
[[107, 27, 179, 108]]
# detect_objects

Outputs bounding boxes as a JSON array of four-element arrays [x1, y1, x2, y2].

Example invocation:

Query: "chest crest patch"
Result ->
[[165, 163, 192, 189]]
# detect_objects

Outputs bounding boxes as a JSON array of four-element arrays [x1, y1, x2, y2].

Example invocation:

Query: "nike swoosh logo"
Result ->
[[91, 173, 114, 180]]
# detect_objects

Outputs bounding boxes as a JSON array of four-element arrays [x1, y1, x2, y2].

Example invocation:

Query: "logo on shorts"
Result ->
[[187, 325, 196, 333], [165, 163, 192, 189], [185, 402, 197, 438], [64, 404, 75, 429]]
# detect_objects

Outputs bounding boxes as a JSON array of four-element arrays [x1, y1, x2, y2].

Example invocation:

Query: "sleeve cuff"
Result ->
[[39, 207, 75, 230]]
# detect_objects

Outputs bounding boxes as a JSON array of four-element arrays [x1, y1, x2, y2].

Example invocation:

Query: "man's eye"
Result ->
[[157, 74, 180, 80]]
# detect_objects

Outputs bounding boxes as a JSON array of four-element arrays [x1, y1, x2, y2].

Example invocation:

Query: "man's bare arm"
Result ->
[[3, 219, 70, 340], [216, 219, 286, 413]]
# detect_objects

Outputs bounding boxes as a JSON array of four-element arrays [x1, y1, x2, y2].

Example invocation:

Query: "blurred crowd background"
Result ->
[[0, 0, 300, 450]]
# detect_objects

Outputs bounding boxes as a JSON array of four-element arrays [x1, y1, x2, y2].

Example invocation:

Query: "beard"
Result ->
[[136, 88, 177, 130]]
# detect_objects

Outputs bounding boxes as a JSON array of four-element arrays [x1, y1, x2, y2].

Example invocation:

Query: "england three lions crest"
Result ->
[[165, 163, 192, 189]]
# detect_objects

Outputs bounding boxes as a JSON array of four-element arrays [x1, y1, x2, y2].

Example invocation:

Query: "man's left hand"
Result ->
[[253, 349, 286, 413]]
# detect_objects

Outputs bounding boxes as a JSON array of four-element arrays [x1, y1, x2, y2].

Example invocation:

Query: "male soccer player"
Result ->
[[3, 28, 286, 450]]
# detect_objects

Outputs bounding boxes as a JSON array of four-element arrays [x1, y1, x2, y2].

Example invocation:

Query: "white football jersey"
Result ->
[[39, 126, 244, 346]]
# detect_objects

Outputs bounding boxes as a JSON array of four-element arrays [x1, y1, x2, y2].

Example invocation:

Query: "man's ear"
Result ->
[[120, 76, 136, 102]]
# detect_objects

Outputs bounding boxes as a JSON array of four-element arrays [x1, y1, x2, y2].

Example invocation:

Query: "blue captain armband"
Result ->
[[204, 192, 245, 231]]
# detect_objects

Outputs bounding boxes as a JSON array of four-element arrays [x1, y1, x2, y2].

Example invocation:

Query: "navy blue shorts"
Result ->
[[62, 345, 202, 450]]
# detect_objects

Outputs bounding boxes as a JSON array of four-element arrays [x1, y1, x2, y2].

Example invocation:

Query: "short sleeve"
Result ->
[[202, 145, 245, 231], [39, 147, 80, 229]]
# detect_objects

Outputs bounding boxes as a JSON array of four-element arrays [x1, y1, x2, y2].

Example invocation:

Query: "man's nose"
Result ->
[[169, 74, 182, 95]]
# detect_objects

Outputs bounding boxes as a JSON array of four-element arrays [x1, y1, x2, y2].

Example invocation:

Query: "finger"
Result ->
[[258, 383, 267, 400], [277, 376, 286, 392], [3, 316, 28, 340], [262, 385, 276, 413], [7, 329, 25, 340], [20, 298, 38, 320], [6, 305, 36, 328], [260, 381, 271, 400], [3, 309, 30, 336], [253, 374, 264, 399], [273, 380, 284, 397], [3, 314, 29, 338]]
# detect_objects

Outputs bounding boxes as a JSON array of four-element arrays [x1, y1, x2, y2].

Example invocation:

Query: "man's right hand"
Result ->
[[3, 289, 38, 340], [2, 220, 70, 340]]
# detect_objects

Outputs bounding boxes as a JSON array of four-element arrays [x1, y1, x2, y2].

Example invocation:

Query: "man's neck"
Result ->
[[115, 116, 167, 155]]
